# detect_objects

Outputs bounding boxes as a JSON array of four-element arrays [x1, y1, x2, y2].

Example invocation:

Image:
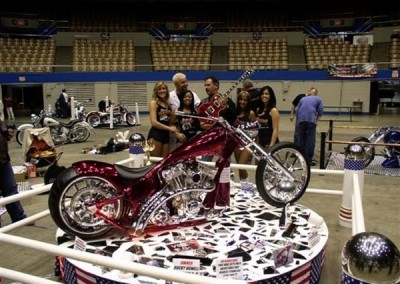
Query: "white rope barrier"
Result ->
[[0, 233, 243, 284], [0, 183, 52, 206], [0, 210, 49, 233]]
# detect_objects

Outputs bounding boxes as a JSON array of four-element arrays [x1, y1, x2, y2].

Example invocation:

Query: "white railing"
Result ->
[[0, 154, 366, 284]]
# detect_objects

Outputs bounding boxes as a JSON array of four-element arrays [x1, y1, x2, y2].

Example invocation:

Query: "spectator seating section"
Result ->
[[304, 37, 371, 70], [72, 39, 135, 72], [151, 39, 212, 71], [0, 38, 56, 72], [228, 38, 289, 71]]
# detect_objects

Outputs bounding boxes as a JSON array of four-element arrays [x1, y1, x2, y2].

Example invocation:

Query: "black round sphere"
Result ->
[[342, 232, 400, 283]]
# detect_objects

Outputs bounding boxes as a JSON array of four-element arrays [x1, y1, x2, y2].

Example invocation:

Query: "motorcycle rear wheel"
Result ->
[[86, 113, 101, 128], [256, 142, 310, 208], [125, 112, 137, 126], [347, 137, 374, 167], [16, 130, 25, 146], [71, 125, 91, 142], [48, 167, 122, 239]]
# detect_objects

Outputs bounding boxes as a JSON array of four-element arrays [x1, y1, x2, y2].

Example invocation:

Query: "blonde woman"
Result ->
[[147, 81, 178, 157]]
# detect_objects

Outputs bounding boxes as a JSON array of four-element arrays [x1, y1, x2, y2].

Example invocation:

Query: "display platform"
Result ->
[[57, 190, 328, 284]]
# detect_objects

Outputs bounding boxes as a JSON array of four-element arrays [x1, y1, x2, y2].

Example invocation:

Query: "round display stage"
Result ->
[[57, 190, 328, 284]]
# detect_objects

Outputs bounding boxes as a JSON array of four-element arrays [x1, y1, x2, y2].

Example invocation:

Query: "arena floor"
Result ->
[[1, 108, 399, 284]]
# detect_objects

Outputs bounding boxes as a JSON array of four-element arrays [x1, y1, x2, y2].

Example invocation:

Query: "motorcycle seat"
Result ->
[[114, 163, 156, 180], [59, 119, 80, 127]]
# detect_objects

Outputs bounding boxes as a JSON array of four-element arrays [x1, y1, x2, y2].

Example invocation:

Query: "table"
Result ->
[[57, 191, 329, 284], [324, 106, 358, 122]]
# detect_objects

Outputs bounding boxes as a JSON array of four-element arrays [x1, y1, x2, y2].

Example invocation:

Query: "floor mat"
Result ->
[[326, 152, 400, 177]]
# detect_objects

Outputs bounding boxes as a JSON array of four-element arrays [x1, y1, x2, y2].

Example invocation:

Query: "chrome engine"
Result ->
[[148, 160, 217, 226], [159, 159, 217, 192], [50, 126, 70, 144]]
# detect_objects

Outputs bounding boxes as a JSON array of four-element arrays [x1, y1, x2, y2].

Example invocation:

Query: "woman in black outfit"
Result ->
[[256, 85, 280, 149], [171, 90, 200, 147], [147, 81, 178, 157]]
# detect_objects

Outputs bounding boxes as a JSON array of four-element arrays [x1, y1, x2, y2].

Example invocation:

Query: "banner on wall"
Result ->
[[353, 34, 374, 46], [328, 63, 378, 78]]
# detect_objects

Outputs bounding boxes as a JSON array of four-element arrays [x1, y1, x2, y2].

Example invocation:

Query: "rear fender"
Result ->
[[17, 124, 34, 131], [72, 160, 118, 178], [73, 121, 95, 132]]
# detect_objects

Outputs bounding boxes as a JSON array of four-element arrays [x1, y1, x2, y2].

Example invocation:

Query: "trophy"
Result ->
[[143, 139, 155, 165]]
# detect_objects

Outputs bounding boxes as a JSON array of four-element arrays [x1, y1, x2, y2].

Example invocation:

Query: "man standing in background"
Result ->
[[290, 87, 317, 146], [294, 88, 323, 166], [59, 89, 70, 118], [4, 94, 14, 120]]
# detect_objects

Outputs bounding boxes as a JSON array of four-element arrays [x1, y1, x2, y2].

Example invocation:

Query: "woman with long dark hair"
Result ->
[[256, 85, 280, 149]]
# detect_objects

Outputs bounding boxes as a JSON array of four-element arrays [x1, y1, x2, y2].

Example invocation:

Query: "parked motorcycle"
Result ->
[[74, 99, 91, 121], [348, 126, 400, 168], [48, 113, 310, 239], [16, 109, 94, 146], [85, 103, 136, 128]]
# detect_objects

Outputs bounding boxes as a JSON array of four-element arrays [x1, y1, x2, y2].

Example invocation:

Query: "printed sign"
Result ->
[[215, 257, 243, 279]]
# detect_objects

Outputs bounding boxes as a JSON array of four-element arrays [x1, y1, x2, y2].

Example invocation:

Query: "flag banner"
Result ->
[[341, 268, 370, 284], [251, 246, 325, 284], [328, 63, 377, 78]]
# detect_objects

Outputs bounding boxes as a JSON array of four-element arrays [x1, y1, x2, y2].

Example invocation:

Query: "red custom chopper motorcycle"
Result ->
[[48, 112, 310, 240]]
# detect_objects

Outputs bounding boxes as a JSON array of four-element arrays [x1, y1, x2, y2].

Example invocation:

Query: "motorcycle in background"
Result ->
[[85, 102, 137, 128], [48, 112, 310, 239], [16, 109, 94, 145], [348, 126, 400, 168], [74, 99, 91, 121]]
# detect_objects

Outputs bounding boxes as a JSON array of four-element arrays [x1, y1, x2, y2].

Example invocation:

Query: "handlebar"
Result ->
[[174, 111, 219, 122]]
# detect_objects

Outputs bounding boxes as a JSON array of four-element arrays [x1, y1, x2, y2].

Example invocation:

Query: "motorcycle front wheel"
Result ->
[[16, 130, 25, 146], [71, 125, 91, 142], [125, 112, 137, 126], [48, 167, 123, 239], [256, 142, 310, 208], [86, 113, 101, 128], [346, 137, 374, 167]]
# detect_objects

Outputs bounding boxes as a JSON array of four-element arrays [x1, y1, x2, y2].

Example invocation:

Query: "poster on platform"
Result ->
[[328, 63, 377, 78]]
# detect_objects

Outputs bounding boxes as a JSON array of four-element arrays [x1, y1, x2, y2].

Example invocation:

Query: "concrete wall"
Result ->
[[40, 79, 371, 114]]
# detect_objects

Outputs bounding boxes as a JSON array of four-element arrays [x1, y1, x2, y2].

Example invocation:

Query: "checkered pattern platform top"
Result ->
[[57, 191, 328, 284]]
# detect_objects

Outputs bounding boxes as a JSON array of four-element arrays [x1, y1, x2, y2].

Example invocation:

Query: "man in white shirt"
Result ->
[[169, 73, 200, 151], [169, 73, 200, 111]]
